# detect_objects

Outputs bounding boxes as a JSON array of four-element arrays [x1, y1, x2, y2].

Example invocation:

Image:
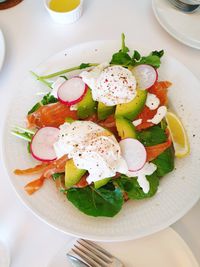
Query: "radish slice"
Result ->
[[31, 127, 59, 162], [119, 138, 147, 172], [132, 64, 158, 90], [57, 77, 87, 106]]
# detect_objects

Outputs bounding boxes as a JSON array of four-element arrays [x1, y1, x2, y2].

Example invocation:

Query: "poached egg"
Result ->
[[54, 121, 128, 183], [80, 64, 137, 106]]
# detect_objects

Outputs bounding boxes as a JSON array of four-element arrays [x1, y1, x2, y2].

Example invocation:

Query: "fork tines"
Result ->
[[71, 239, 113, 267]]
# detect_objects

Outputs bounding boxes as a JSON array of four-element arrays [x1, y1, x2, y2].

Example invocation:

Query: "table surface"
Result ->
[[0, 0, 200, 266]]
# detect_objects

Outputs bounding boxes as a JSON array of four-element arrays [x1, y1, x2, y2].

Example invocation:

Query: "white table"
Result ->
[[0, 1, 200, 266]]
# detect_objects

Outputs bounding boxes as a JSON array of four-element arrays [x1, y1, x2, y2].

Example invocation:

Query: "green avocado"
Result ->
[[115, 116, 137, 139], [115, 89, 147, 120], [77, 88, 97, 119], [65, 117, 75, 123], [97, 102, 115, 120], [65, 159, 87, 187], [94, 178, 111, 189]]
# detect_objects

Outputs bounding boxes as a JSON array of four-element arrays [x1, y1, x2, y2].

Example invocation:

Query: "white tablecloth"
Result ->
[[0, 1, 200, 266]]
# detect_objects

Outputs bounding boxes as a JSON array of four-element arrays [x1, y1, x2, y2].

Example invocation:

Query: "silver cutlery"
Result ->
[[67, 239, 124, 267], [168, 0, 200, 13], [67, 254, 90, 267]]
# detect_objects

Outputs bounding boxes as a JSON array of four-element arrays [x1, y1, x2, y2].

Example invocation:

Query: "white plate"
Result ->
[[152, 0, 200, 49], [0, 240, 10, 267], [47, 228, 199, 267], [0, 29, 5, 71], [3, 40, 200, 241]]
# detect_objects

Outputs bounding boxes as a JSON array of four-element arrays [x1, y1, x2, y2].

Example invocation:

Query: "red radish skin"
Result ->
[[57, 77, 88, 106], [30, 127, 59, 162], [132, 64, 158, 90], [119, 138, 147, 172]]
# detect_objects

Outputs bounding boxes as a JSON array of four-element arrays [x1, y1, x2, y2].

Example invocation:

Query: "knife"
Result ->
[[67, 253, 90, 267]]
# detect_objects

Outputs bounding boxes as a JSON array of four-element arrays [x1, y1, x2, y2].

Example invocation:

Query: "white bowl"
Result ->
[[44, 0, 83, 24], [180, 0, 200, 4]]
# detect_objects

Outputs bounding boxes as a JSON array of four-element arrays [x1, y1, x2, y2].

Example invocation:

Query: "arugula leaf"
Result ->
[[79, 63, 91, 69], [27, 142, 31, 153], [52, 173, 64, 181], [67, 185, 124, 217], [137, 125, 167, 146], [121, 33, 129, 53], [152, 146, 175, 177], [116, 173, 159, 200], [139, 55, 162, 69], [151, 50, 164, 58], [160, 119, 167, 131], [11, 130, 33, 142], [110, 33, 131, 66], [132, 50, 141, 61], [38, 63, 99, 80], [41, 93, 58, 105], [110, 52, 132, 66], [59, 75, 68, 80], [28, 102, 42, 115], [28, 93, 58, 115], [110, 34, 164, 68]]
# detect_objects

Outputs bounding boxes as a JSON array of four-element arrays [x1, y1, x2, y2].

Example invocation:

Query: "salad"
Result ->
[[12, 34, 189, 217]]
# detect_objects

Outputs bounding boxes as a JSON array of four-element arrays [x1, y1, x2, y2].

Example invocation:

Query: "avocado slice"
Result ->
[[116, 116, 137, 139], [115, 89, 147, 120], [97, 102, 115, 120], [94, 177, 111, 189], [65, 117, 75, 123], [77, 88, 97, 119], [65, 159, 87, 187]]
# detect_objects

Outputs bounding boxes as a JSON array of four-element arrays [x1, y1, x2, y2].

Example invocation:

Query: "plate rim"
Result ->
[[0, 29, 5, 71], [152, 0, 200, 50], [47, 227, 199, 267], [2, 39, 200, 242]]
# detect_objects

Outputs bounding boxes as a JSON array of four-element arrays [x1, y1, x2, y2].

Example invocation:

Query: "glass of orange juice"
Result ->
[[44, 0, 83, 24]]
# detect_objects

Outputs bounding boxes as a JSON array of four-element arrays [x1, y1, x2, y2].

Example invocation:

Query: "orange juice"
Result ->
[[49, 0, 80, 12]]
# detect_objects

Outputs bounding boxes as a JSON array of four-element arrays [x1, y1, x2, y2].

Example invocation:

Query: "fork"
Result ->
[[67, 239, 124, 267], [167, 0, 200, 13]]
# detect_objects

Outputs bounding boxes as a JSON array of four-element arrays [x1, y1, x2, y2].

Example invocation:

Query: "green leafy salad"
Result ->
[[12, 34, 178, 218]]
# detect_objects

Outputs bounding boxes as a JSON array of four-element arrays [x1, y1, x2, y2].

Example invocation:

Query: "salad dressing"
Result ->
[[49, 0, 80, 12], [146, 93, 160, 110], [147, 106, 167, 124]]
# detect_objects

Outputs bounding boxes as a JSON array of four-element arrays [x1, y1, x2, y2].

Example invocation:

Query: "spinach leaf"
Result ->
[[137, 125, 167, 146], [152, 146, 175, 177], [67, 185, 124, 217], [116, 173, 159, 200], [28, 93, 58, 115]]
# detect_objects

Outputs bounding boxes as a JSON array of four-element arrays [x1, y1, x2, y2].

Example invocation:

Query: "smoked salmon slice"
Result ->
[[27, 102, 78, 128], [14, 155, 68, 195], [136, 81, 172, 131]]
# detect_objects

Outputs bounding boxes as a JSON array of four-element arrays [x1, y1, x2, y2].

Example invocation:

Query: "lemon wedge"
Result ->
[[165, 111, 190, 158]]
